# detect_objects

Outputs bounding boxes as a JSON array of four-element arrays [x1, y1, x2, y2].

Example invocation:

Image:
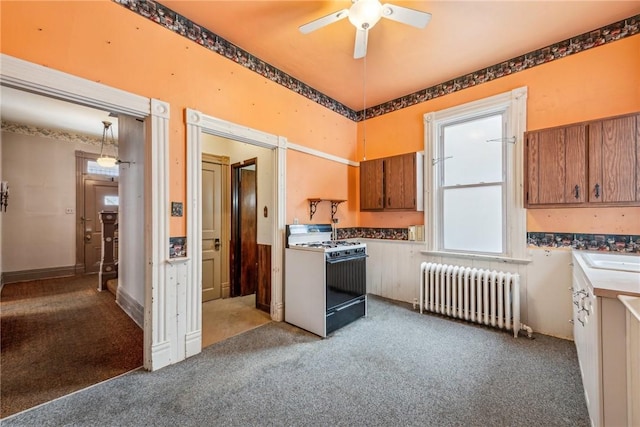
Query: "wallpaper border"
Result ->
[[337, 228, 640, 253], [113, 1, 639, 122], [1, 120, 102, 146]]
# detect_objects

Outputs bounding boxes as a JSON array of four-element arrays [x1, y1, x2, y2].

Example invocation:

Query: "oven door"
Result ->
[[325, 254, 366, 310], [325, 254, 367, 334]]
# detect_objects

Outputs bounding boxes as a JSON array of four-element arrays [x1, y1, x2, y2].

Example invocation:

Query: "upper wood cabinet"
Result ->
[[588, 114, 638, 203], [360, 158, 384, 210], [525, 112, 639, 208], [526, 125, 586, 205], [360, 152, 423, 212]]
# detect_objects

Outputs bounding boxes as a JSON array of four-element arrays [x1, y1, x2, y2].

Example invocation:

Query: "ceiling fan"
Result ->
[[299, 0, 432, 59]]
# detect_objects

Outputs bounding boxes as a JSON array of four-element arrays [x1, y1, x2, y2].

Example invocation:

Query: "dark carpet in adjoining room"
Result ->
[[2, 296, 590, 427], [0, 275, 143, 418]]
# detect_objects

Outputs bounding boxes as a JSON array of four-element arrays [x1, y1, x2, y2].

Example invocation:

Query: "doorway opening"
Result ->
[[0, 87, 144, 416], [198, 133, 275, 349]]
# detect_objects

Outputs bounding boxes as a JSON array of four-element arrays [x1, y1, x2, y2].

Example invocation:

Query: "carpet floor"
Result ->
[[2, 296, 590, 426], [0, 275, 143, 418], [202, 294, 272, 348]]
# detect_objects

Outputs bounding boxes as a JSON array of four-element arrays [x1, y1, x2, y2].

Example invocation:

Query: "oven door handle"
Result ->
[[326, 255, 368, 264], [335, 299, 364, 312]]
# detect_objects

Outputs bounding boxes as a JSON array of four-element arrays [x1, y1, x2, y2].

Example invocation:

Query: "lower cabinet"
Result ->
[[572, 255, 628, 427]]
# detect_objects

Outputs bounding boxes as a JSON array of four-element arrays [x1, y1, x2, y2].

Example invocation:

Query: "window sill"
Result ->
[[420, 250, 531, 265]]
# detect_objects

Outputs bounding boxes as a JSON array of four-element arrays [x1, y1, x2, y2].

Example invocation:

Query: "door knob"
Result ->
[[214, 238, 221, 251], [85, 234, 92, 242]]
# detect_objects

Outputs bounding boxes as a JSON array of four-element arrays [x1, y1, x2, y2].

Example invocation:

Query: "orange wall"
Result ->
[[0, 0, 358, 234], [2, 1, 638, 234], [357, 34, 640, 233], [286, 150, 358, 226]]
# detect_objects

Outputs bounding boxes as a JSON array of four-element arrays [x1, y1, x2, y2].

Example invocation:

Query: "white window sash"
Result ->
[[424, 87, 528, 261]]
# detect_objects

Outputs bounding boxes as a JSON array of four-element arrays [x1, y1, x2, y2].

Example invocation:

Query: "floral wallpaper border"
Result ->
[[338, 227, 408, 241], [1, 120, 103, 146], [527, 232, 640, 253], [337, 228, 640, 253], [113, 0, 639, 122]]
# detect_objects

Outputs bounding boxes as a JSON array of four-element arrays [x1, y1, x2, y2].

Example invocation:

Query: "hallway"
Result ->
[[0, 275, 143, 418]]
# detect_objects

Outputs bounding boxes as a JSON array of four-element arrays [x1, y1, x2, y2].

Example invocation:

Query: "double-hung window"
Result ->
[[424, 87, 528, 261]]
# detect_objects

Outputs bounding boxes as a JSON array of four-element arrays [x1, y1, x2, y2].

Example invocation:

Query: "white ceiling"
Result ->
[[0, 86, 118, 138]]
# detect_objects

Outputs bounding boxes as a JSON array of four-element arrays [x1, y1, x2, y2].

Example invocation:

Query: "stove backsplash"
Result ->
[[337, 227, 408, 240], [336, 227, 640, 253]]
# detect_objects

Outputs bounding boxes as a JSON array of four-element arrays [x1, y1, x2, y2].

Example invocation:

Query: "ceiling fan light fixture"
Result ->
[[348, 0, 383, 30]]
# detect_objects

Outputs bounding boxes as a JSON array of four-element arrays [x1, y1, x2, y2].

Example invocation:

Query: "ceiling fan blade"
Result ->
[[299, 9, 349, 34], [354, 28, 368, 59], [381, 3, 432, 28]]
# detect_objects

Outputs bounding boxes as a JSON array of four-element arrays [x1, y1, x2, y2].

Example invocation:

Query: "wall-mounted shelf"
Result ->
[[308, 198, 346, 221]]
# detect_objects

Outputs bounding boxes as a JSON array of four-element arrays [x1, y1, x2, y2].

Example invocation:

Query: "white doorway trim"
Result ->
[[0, 53, 172, 371], [185, 109, 286, 357]]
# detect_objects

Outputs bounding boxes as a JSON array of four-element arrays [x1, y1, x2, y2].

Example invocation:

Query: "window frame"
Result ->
[[423, 87, 528, 263]]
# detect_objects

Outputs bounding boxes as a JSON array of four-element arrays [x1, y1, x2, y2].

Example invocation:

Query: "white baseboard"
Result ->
[[185, 330, 202, 358], [150, 340, 172, 371]]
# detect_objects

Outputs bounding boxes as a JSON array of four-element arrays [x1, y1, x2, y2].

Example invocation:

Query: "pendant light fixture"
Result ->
[[97, 120, 117, 168], [362, 55, 368, 161]]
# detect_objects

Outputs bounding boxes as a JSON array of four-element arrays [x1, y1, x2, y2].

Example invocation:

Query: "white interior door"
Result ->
[[202, 161, 222, 302]]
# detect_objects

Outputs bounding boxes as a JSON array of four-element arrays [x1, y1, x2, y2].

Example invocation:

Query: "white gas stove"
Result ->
[[285, 224, 367, 337]]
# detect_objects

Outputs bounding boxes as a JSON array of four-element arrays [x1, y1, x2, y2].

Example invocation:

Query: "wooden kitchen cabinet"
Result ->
[[360, 152, 423, 211], [526, 125, 586, 205], [525, 112, 639, 208], [588, 114, 639, 204], [360, 158, 384, 210], [384, 153, 418, 209]]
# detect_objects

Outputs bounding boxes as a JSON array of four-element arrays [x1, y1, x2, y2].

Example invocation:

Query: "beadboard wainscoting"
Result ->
[[364, 239, 575, 340]]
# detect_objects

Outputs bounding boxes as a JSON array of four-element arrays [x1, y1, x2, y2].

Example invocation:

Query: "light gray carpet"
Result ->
[[2, 296, 589, 427]]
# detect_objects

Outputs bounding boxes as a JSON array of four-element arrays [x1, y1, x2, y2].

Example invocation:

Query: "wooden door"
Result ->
[[202, 161, 222, 302], [83, 180, 118, 273], [589, 115, 637, 203], [359, 158, 383, 210], [240, 168, 257, 296], [527, 128, 565, 204], [384, 155, 405, 209], [564, 125, 587, 203]]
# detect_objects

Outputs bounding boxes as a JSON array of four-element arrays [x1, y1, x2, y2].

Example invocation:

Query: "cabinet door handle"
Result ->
[[388, 197, 391, 205], [594, 183, 600, 199], [574, 185, 580, 199]]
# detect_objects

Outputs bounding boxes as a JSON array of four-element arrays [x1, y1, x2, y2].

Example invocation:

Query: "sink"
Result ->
[[583, 252, 640, 273]]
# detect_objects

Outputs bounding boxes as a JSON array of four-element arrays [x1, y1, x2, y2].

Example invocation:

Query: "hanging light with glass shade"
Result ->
[[97, 120, 117, 168]]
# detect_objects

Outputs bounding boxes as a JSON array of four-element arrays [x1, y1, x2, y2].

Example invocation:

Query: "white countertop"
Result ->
[[573, 250, 640, 298], [618, 295, 640, 322]]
